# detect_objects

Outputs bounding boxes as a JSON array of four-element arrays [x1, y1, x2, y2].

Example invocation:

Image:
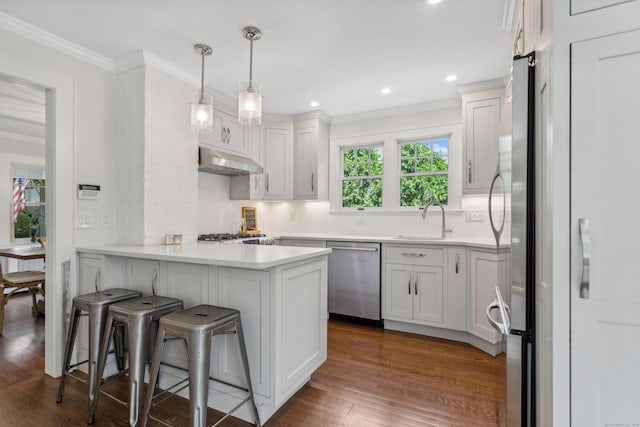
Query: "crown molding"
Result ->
[[293, 110, 332, 124], [0, 11, 115, 72], [456, 78, 507, 95], [331, 98, 461, 125]]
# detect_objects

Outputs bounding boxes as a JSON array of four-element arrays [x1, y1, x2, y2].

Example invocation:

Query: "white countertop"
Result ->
[[272, 232, 508, 250], [77, 242, 331, 269]]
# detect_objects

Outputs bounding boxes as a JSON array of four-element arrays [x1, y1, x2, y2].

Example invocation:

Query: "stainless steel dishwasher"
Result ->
[[326, 241, 381, 324]]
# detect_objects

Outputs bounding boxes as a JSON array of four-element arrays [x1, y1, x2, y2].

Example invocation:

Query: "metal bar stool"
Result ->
[[89, 294, 183, 426], [56, 284, 142, 412], [142, 304, 261, 427]]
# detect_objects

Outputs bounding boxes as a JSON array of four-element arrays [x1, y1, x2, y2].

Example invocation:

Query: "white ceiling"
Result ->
[[0, 0, 512, 118]]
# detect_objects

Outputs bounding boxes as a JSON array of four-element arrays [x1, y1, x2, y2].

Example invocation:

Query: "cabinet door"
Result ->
[[469, 251, 509, 344], [280, 260, 327, 395], [293, 126, 317, 199], [124, 258, 161, 295], [412, 266, 444, 325], [78, 255, 103, 295], [571, 29, 640, 426], [199, 111, 247, 156], [224, 114, 247, 155], [262, 127, 291, 200], [463, 97, 501, 193], [166, 262, 209, 307], [216, 268, 270, 397], [247, 126, 262, 200], [384, 263, 414, 320], [446, 248, 467, 331]]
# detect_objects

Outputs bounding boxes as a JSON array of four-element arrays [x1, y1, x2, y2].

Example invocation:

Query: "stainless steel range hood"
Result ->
[[198, 146, 263, 176]]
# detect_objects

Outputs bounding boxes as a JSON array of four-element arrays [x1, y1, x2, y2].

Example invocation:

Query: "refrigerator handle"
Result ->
[[579, 218, 591, 299], [488, 169, 506, 253], [486, 286, 511, 335]]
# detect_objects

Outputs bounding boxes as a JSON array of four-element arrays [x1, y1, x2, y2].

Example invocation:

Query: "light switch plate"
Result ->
[[465, 210, 485, 222]]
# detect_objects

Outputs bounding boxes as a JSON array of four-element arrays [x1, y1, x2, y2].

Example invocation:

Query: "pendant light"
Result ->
[[191, 43, 213, 132], [238, 26, 263, 126]]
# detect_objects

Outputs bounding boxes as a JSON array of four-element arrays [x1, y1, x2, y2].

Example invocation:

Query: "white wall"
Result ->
[[0, 28, 117, 248]]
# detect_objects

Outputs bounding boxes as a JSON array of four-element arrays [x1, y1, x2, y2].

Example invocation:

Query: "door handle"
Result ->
[[579, 218, 591, 299], [488, 169, 505, 253], [455, 254, 459, 274], [311, 172, 315, 192], [254, 175, 258, 192], [408, 272, 411, 294], [330, 246, 378, 252], [468, 160, 472, 184], [414, 275, 418, 295], [266, 173, 269, 192], [486, 286, 511, 335]]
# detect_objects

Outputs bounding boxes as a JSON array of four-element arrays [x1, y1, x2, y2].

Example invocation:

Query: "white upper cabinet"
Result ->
[[199, 110, 247, 156], [262, 126, 292, 200], [461, 88, 503, 194], [293, 116, 330, 200]]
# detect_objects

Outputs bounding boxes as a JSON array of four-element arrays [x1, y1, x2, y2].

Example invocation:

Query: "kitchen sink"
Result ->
[[392, 235, 444, 241]]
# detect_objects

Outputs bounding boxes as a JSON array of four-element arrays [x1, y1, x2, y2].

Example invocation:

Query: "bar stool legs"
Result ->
[[56, 288, 142, 411], [142, 305, 261, 427], [88, 295, 183, 426]]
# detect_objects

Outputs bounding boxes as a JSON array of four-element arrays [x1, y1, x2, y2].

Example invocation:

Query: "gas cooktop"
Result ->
[[198, 233, 266, 241]]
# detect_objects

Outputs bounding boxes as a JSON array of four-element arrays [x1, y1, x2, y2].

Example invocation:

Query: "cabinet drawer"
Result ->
[[384, 246, 443, 266]]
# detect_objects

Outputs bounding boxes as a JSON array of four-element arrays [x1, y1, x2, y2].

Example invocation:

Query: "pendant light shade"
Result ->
[[239, 27, 263, 126], [191, 44, 213, 132]]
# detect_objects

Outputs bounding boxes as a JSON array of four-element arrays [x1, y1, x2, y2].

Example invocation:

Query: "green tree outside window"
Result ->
[[400, 139, 449, 206], [341, 146, 383, 208]]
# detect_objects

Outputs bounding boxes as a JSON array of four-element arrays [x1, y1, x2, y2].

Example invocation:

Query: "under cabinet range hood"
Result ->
[[198, 146, 263, 176]]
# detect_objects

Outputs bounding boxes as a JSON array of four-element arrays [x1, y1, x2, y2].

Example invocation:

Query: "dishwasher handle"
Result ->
[[328, 246, 378, 252]]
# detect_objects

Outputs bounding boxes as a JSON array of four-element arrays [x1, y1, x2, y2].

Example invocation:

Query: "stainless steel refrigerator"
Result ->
[[487, 52, 536, 427]]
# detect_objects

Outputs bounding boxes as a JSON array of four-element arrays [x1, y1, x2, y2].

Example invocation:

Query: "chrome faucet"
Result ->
[[422, 200, 446, 239]]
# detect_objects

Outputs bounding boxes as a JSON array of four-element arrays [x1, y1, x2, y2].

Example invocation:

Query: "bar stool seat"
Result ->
[[89, 295, 184, 426], [56, 288, 142, 411], [142, 304, 261, 427]]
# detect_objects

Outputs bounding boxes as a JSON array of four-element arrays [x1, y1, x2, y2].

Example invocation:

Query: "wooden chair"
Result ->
[[0, 263, 45, 334]]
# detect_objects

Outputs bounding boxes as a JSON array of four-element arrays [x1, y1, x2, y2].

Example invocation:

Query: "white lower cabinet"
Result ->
[[385, 263, 444, 325], [468, 250, 510, 344], [215, 267, 270, 398], [383, 245, 445, 327], [445, 247, 467, 332]]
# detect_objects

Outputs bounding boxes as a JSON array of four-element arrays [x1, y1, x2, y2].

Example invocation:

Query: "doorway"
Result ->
[[0, 52, 76, 377]]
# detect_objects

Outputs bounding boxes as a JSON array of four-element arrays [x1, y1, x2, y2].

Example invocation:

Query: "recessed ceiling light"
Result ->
[[380, 87, 391, 95], [427, 0, 442, 4], [446, 74, 458, 82], [310, 101, 319, 107]]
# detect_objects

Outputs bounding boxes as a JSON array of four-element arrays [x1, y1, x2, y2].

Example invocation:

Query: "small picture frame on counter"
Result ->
[[241, 206, 259, 233]]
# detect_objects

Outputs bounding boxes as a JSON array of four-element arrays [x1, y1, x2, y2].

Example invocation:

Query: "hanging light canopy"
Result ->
[[191, 43, 213, 132], [238, 26, 263, 126]]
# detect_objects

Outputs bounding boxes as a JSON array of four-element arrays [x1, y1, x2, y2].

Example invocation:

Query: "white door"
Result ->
[[293, 126, 317, 199], [412, 266, 444, 325], [384, 263, 414, 320], [571, 29, 640, 426], [262, 127, 291, 200]]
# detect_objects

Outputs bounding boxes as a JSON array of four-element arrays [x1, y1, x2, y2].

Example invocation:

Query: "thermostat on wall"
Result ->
[[78, 184, 101, 200]]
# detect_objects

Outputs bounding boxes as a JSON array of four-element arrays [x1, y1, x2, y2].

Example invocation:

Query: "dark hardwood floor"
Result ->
[[0, 293, 505, 426]]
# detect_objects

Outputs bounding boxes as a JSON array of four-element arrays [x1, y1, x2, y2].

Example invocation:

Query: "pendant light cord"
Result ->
[[200, 50, 206, 102], [248, 36, 254, 89]]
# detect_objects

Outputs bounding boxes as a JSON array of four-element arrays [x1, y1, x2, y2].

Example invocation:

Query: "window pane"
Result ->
[[343, 149, 356, 165], [355, 163, 368, 176], [344, 162, 356, 177], [356, 148, 370, 161], [416, 156, 432, 172], [416, 142, 432, 157], [342, 178, 382, 208], [401, 143, 415, 157], [401, 158, 414, 174], [400, 174, 448, 207]]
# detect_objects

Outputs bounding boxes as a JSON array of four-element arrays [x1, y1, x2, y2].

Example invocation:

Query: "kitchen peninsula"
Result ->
[[76, 243, 330, 424]]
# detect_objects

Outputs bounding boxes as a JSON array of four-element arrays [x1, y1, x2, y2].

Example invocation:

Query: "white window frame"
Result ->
[[330, 124, 461, 212], [338, 141, 384, 210], [11, 165, 46, 243], [397, 134, 451, 208]]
